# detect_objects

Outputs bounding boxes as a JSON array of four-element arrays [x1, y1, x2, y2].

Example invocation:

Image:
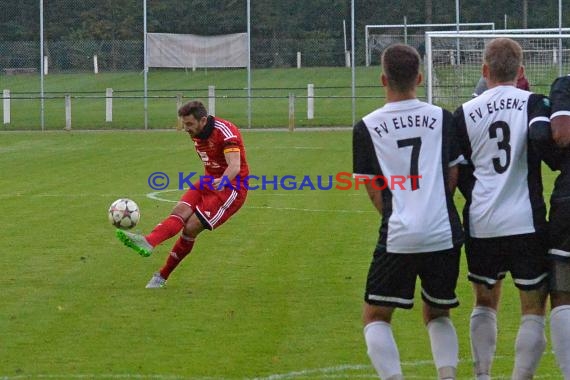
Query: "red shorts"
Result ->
[[180, 183, 247, 230]]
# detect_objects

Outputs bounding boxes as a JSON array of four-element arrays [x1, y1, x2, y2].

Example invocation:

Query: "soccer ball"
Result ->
[[108, 198, 140, 229]]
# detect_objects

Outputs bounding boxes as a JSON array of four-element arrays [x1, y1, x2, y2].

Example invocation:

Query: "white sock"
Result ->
[[427, 316, 458, 379], [364, 321, 402, 380], [470, 306, 497, 377], [512, 314, 546, 380], [551, 305, 570, 379]]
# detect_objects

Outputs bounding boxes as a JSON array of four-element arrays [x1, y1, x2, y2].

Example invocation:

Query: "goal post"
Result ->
[[365, 22, 495, 66], [425, 31, 570, 109]]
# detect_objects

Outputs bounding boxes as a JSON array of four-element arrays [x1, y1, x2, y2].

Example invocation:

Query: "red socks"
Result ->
[[159, 234, 195, 279], [145, 214, 185, 247]]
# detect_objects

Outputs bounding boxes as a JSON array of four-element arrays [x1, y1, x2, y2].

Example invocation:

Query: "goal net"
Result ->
[[365, 23, 495, 66], [425, 30, 570, 109]]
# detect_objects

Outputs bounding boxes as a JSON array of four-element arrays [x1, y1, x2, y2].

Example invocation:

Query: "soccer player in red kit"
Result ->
[[116, 100, 249, 288]]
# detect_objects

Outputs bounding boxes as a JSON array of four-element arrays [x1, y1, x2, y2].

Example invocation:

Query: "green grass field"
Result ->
[[0, 130, 563, 379], [1, 65, 563, 131]]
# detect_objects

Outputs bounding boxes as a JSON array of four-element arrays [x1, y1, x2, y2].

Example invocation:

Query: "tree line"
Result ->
[[0, 0, 565, 42], [0, 0, 566, 69]]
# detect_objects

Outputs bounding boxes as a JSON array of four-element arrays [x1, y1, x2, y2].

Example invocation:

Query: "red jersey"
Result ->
[[192, 116, 249, 182]]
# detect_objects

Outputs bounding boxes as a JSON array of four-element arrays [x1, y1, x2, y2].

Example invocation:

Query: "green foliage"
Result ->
[[2, 1, 566, 71]]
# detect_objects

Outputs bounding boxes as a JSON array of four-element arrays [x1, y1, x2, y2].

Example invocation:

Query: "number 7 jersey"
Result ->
[[353, 99, 464, 253], [454, 85, 550, 238]]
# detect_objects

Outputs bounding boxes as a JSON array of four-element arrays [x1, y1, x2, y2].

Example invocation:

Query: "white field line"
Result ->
[[0, 357, 558, 380], [146, 189, 374, 213]]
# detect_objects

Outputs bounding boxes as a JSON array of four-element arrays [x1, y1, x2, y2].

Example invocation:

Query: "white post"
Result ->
[[93, 55, 99, 74], [40, 0, 45, 130], [65, 95, 71, 130], [345, 51, 351, 67], [208, 85, 216, 116], [3, 89, 10, 124], [554, 48, 558, 64], [288, 93, 295, 131], [307, 84, 314, 120], [176, 93, 183, 130], [247, 0, 251, 128], [105, 88, 113, 122], [404, 16, 408, 45], [192, 56, 197, 72], [143, 0, 148, 129], [43, 56, 48, 75], [365, 26, 370, 67], [297, 52, 301, 69], [426, 34, 433, 104]]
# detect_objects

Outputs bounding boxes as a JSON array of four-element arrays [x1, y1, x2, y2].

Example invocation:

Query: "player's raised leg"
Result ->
[[115, 229, 155, 257], [116, 201, 192, 257], [146, 214, 204, 288]]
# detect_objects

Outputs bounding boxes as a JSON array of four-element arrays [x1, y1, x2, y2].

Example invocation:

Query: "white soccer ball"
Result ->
[[108, 198, 140, 229]]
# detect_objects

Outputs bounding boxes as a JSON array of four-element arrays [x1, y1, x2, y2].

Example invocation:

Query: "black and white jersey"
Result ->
[[353, 99, 464, 253], [454, 85, 549, 238]]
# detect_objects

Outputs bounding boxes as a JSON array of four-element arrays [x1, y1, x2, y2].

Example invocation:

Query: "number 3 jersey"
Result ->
[[353, 99, 464, 253], [454, 85, 550, 238]]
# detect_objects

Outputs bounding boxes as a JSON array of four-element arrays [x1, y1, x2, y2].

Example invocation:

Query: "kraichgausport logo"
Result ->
[[147, 171, 422, 191]]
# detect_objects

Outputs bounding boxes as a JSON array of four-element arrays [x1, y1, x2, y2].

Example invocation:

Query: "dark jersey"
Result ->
[[353, 99, 464, 253], [547, 76, 570, 200], [454, 86, 550, 237]]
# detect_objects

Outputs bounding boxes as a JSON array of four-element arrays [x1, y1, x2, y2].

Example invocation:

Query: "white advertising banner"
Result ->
[[147, 32, 248, 68]]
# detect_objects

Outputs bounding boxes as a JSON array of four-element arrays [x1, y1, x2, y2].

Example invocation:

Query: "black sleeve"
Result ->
[[353, 120, 381, 176], [452, 105, 472, 161], [457, 161, 475, 202], [442, 109, 462, 164], [527, 93, 561, 170], [550, 76, 570, 115], [528, 93, 552, 143]]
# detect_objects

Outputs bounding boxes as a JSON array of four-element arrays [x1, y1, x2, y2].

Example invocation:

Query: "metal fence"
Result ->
[[0, 0, 566, 130]]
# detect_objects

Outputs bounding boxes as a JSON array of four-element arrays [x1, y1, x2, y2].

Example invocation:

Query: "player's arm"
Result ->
[[528, 93, 561, 170], [445, 108, 464, 195], [448, 164, 459, 195], [551, 115, 570, 147], [452, 106, 474, 199], [353, 120, 383, 214], [212, 144, 241, 188], [456, 161, 475, 202], [550, 76, 570, 147], [364, 180, 383, 214]]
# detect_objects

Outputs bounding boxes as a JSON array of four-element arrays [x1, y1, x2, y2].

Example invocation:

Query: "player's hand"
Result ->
[[212, 177, 224, 191]]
